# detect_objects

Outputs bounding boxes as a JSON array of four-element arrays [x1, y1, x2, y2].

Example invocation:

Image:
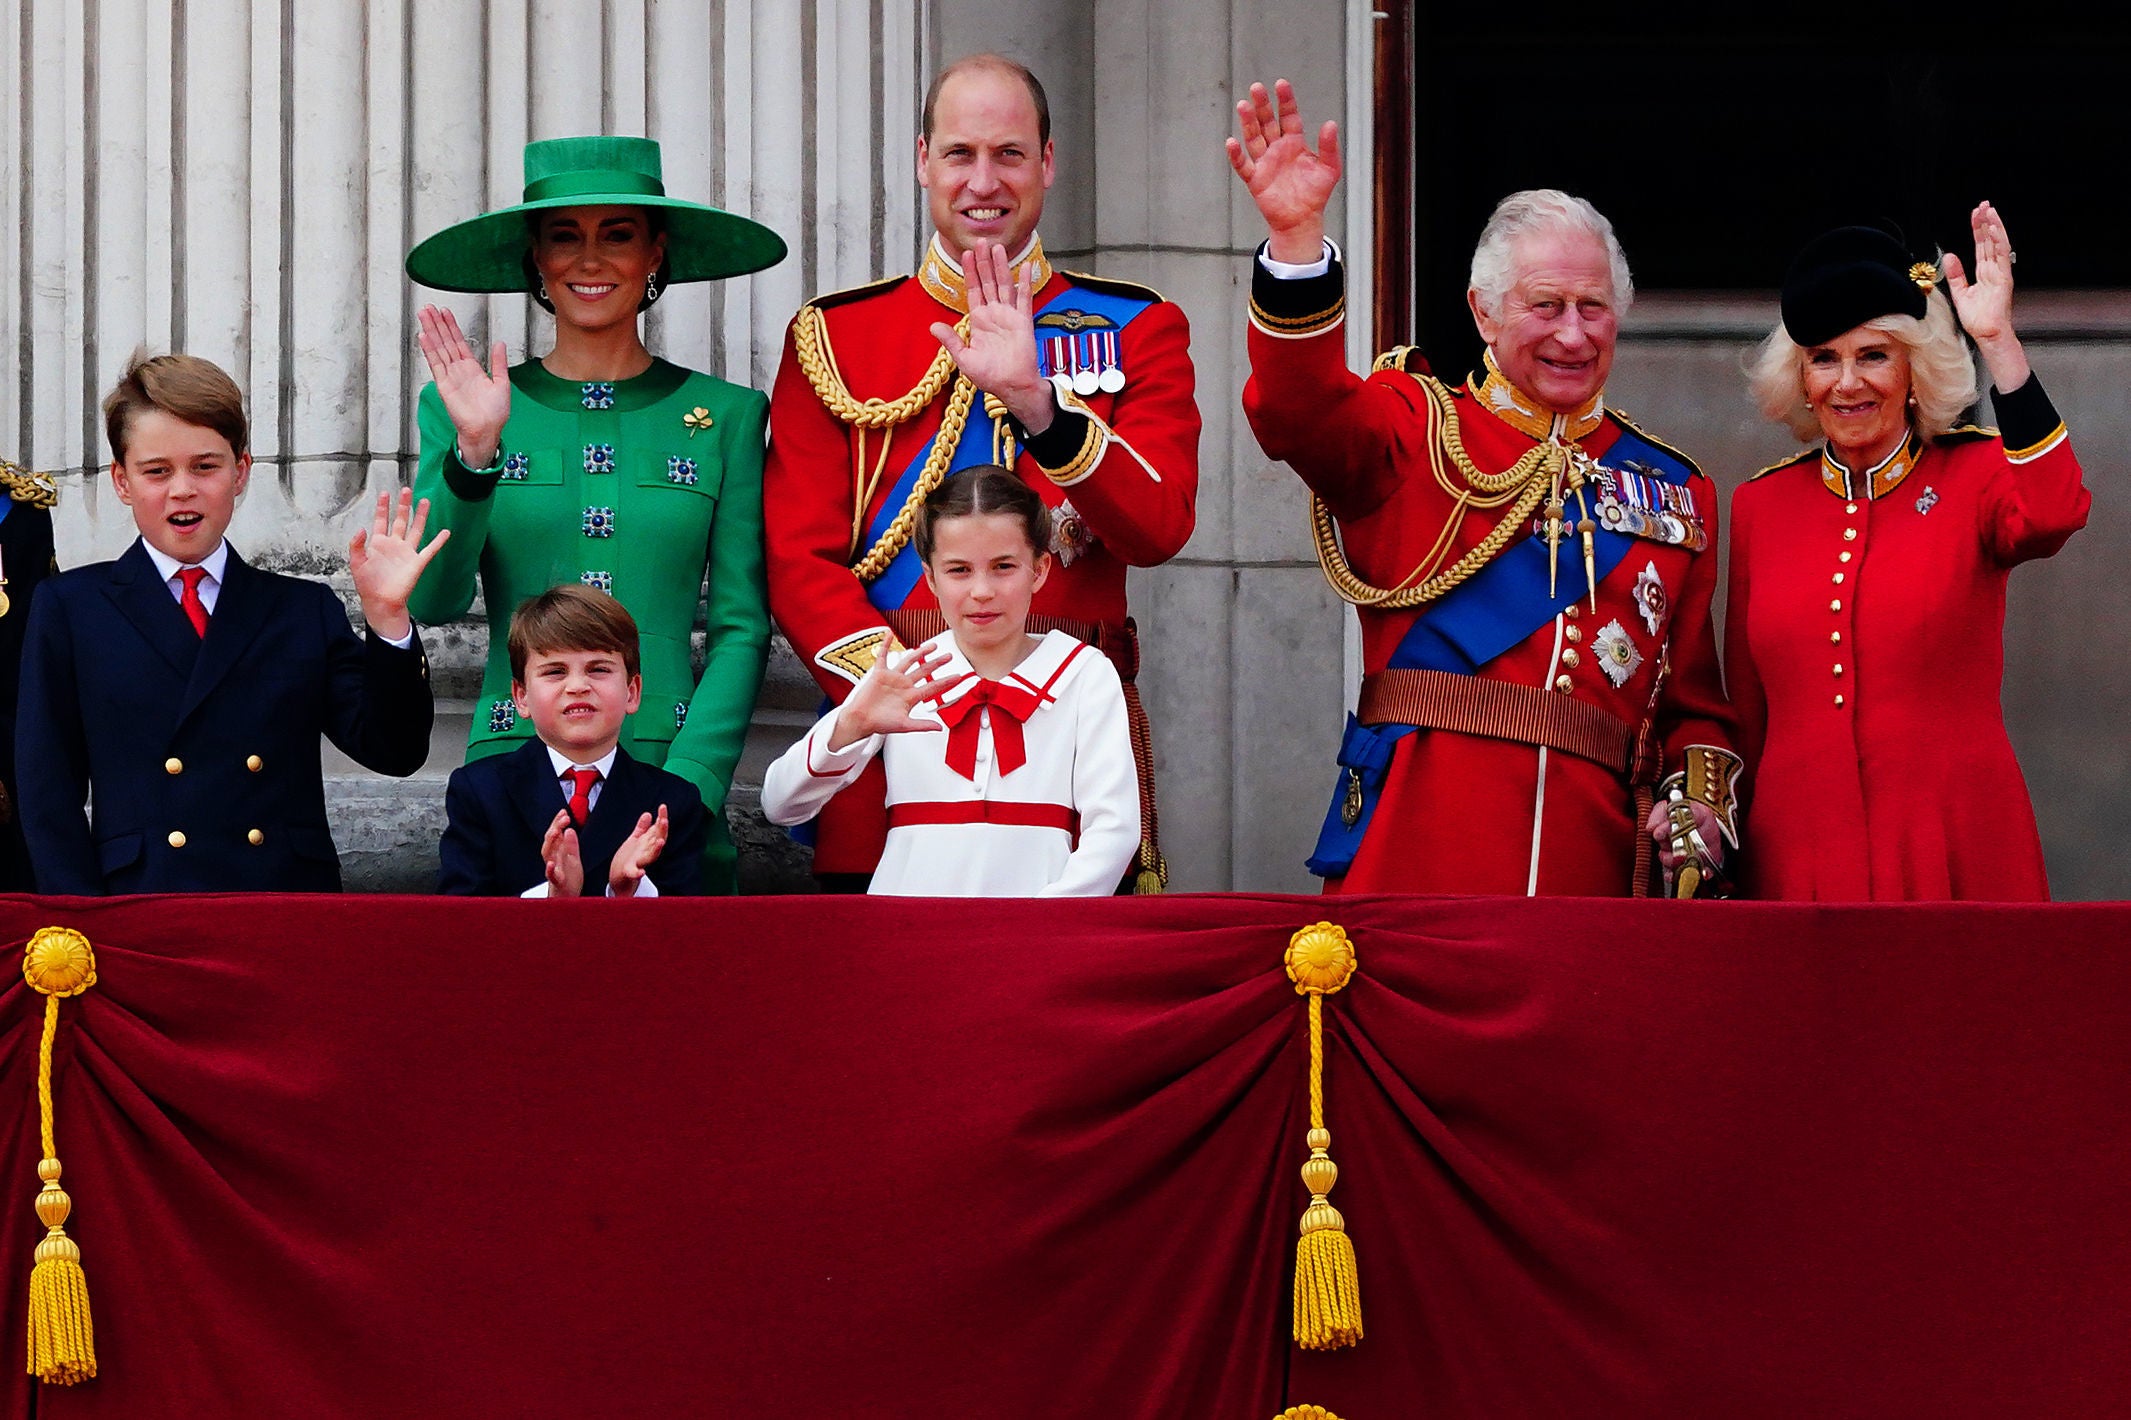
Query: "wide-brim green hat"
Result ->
[[405, 135, 786, 292]]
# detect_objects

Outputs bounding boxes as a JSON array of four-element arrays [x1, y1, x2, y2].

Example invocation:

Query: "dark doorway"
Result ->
[[1374, 3, 2131, 375]]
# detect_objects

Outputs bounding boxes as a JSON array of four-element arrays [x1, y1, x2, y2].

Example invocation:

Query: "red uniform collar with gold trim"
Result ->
[[1820, 428, 1923, 501], [1467, 350, 1606, 443], [918, 235, 1054, 314]]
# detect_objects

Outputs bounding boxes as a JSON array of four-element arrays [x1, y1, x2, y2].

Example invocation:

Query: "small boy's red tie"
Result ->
[[567, 767, 600, 826], [176, 566, 211, 638]]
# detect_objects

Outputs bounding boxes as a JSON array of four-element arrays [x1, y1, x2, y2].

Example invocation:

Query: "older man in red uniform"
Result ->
[[764, 54, 1199, 889], [1229, 80, 1739, 896]]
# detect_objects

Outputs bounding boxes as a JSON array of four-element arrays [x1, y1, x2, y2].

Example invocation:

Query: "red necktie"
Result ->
[[935, 679, 1043, 781], [566, 768, 600, 826], [176, 566, 210, 638]]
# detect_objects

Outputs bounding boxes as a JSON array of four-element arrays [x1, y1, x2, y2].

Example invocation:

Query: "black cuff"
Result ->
[[1015, 404, 1093, 468], [1248, 242, 1346, 333], [1989, 372, 2063, 455], [441, 449, 503, 502]]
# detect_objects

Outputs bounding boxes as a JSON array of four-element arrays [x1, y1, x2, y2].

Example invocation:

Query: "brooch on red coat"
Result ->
[[1049, 498, 1095, 566], [1593, 619, 1643, 687], [1633, 560, 1668, 637], [1915, 485, 1939, 515]]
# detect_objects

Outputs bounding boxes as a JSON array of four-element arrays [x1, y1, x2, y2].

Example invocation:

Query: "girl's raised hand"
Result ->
[[828, 643, 957, 749], [416, 304, 512, 468]]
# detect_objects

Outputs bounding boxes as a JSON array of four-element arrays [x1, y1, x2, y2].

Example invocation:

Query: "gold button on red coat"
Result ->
[[1833, 664, 1845, 676], [1833, 572, 1845, 585], [1830, 599, 1842, 612], [1844, 528, 1858, 541], [1565, 625, 1582, 643], [1561, 649, 1581, 668], [1834, 695, 1846, 707], [1554, 675, 1573, 693]]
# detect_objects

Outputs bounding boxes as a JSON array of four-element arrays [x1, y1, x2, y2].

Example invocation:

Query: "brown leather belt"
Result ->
[[1356, 668, 1632, 775]]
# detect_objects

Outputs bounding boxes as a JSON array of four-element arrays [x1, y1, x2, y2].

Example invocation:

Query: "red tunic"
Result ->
[[1243, 256, 1737, 896], [763, 237, 1199, 873], [1726, 385, 2089, 901]]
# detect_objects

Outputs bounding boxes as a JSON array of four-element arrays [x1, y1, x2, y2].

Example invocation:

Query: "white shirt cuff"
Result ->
[[1257, 238, 1338, 280], [521, 878, 659, 898], [374, 625, 417, 650]]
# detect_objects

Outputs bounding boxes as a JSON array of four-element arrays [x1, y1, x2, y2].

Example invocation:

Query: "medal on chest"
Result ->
[[1591, 459, 1707, 551], [1038, 311, 1126, 397]]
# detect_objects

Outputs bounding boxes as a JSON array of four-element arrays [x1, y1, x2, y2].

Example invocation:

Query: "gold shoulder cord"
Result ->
[[1310, 369, 1568, 609], [0, 459, 59, 509], [793, 304, 976, 583]]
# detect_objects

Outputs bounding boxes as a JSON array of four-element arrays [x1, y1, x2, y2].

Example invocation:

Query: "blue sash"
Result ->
[[1306, 422, 1695, 878], [859, 280, 1155, 611]]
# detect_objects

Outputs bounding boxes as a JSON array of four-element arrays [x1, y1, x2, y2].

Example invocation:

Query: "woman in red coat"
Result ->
[[1728, 206, 2090, 900]]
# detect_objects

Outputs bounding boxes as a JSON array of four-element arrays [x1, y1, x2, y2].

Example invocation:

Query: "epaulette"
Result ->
[[1371, 345, 1428, 375], [1060, 270, 1165, 304], [1747, 449, 1817, 482], [1608, 407, 1709, 481], [0, 459, 57, 509], [1939, 422, 1997, 444], [806, 274, 908, 312]]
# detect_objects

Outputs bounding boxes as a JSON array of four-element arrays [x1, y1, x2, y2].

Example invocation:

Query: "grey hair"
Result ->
[[1467, 189, 1635, 319], [1745, 287, 1977, 442]]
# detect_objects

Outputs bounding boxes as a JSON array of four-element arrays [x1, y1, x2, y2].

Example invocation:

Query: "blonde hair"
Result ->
[[1747, 287, 1977, 442]]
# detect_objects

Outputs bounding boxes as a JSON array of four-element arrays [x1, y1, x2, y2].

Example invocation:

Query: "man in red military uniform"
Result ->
[[1229, 80, 1739, 896], [764, 54, 1199, 889]]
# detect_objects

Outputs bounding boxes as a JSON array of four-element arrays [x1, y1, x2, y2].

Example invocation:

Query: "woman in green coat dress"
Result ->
[[406, 136, 786, 891]]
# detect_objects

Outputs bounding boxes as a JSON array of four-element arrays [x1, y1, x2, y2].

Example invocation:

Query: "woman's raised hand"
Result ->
[[827, 643, 957, 750], [416, 304, 512, 469], [1941, 201, 2030, 391], [1226, 79, 1342, 264]]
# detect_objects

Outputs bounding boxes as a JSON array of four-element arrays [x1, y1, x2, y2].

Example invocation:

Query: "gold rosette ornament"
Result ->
[[21, 926, 98, 1384], [1284, 922, 1362, 1351], [1274, 1408, 1348, 1420]]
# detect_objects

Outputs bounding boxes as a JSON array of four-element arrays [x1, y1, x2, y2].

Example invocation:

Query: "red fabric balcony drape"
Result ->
[[1, 894, 2127, 1418]]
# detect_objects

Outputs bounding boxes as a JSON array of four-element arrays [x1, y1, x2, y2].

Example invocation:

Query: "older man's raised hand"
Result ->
[[1226, 79, 1342, 264]]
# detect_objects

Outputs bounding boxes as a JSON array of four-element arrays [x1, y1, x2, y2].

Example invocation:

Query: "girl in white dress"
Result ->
[[761, 466, 1141, 896]]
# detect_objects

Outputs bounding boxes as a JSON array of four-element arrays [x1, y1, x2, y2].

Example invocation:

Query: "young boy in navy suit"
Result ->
[[438, 585, 706, 896], [17, 353, 445, 894]]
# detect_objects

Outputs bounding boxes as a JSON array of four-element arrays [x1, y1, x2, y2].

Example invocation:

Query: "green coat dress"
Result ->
[[412, 358, 769, 892]]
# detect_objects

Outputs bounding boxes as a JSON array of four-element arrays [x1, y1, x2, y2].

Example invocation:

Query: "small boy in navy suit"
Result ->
[[17, 352, 444, 893], [438, 585, 706, 896]]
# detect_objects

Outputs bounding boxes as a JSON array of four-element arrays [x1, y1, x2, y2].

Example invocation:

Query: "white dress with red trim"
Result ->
[[759, 630, 1141, 897]]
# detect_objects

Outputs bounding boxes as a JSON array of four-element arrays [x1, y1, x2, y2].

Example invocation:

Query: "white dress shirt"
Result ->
[[141, 537, 416, 649]]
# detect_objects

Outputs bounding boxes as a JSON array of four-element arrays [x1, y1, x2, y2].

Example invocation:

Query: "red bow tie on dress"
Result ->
[[934, 677, 1044, 781]]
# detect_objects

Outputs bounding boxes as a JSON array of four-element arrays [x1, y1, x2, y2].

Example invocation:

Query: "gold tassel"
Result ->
[[1284, 923, 1362, 1351], [1133, 846, 1166, 896], [22, 927, 98, 1385]]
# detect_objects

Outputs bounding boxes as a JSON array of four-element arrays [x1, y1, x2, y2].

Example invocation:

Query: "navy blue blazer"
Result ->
[[437, 736, 707, 896], [16, 540, 433, 894]]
